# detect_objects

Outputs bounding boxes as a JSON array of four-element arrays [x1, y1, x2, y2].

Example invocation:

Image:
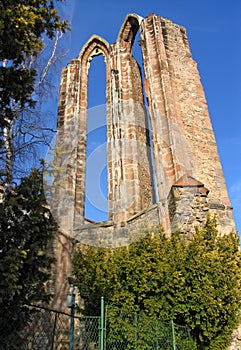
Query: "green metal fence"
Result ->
[[105, 306, 195, 350], [1, 302, 195, 349], [1, 305, 100, 350]]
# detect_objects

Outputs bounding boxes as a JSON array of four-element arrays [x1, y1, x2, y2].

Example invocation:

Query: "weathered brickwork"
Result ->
[[54, 13, 234, 237], [52, 15, 237, 344]]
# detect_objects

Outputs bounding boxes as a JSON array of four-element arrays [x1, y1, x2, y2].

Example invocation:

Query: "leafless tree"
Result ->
[[0, 30, 67, 184]]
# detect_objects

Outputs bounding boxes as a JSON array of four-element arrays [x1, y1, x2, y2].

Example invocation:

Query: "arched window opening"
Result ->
[[132, 32, 158, 203], [84, 55, 108, 222]]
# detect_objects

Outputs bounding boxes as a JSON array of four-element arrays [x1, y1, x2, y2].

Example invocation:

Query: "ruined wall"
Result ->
[[53, 15, 154, 232], [51, 13, 235, 312], [53, 12, 234, 240], [140, 14, 234, 234]]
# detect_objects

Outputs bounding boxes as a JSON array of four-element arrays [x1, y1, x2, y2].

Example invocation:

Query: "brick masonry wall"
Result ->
[[53, 13, 234, 236], [140, 14, 234, 234]]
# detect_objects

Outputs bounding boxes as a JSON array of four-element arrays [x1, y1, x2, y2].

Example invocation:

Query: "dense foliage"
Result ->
[[0, 0, 69, 182], [0, 169, 57, 348], [0, 0, 68, 114], [73, 219, 241, 349]]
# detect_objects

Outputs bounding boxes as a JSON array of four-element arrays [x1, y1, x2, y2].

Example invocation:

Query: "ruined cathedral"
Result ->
[[51, 13, 235, 308]]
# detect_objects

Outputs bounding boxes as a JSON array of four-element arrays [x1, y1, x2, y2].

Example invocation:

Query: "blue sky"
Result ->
[[53, 0, 241, 232]]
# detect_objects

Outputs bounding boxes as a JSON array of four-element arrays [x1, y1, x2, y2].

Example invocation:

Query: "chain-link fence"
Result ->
[[105, 307, 196, 350], [0, 305, 100, 350], [0, 304, 195, 349]]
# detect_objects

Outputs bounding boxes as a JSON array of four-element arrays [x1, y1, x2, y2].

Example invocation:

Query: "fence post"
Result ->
[[70, 306, 75, 350], [100, 296, 104, 350], [66, 281, 75, 350], [171, 320, 177, 350]]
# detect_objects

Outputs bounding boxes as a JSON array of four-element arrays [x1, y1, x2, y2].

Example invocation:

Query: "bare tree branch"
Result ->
[[35, 31, 64, 91]]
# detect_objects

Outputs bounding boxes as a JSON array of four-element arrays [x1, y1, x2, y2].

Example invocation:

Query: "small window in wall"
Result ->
[[84, 55, 108, 222]]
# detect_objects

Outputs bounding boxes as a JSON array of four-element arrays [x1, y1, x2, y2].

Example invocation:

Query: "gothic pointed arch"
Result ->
[[117, 13, 143, 50], [69, 35, 111, 226], [78, 34, 110, 63], [77, 34, 111, 107]]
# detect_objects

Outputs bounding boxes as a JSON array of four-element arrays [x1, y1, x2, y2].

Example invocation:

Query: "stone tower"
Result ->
[[50, 13, 235, 307]]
